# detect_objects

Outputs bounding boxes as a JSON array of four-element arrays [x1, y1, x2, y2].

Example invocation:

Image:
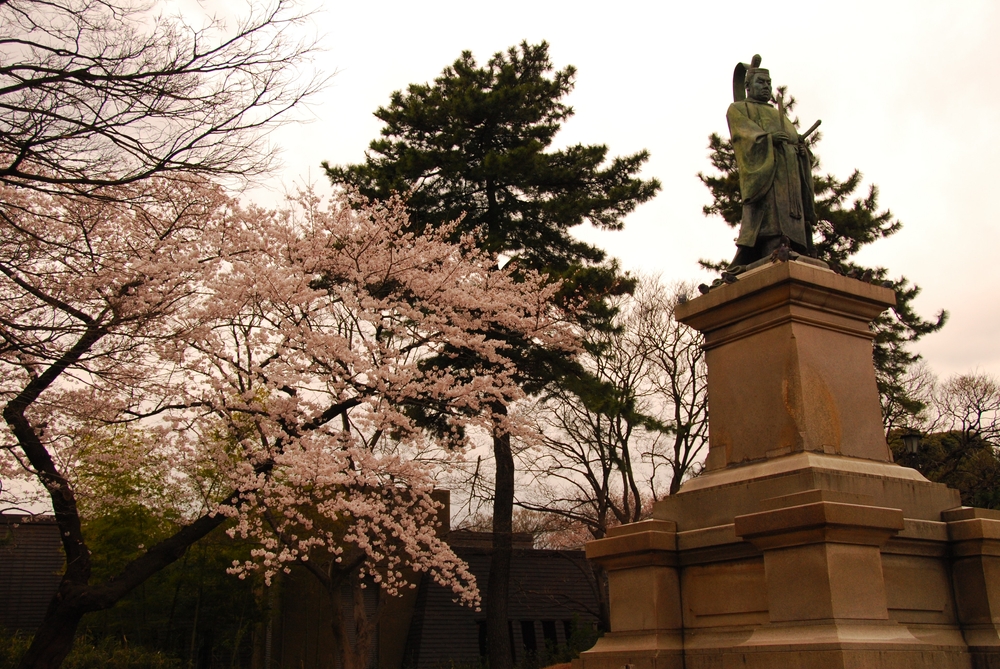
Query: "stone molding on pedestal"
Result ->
[[675, 261, 895, 469], [577, 260, 992, 669], [944, 507, 1000, 656]]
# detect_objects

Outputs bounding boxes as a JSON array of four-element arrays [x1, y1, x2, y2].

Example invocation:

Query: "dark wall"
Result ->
[[265, 544, 600, 669], [270, 569, 383, 669], [403, 546, 600, 669], [0, 515, 64, 634]]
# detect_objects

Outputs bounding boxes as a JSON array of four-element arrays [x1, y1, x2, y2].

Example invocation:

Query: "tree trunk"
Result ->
[[327, 579, 379, 669], [351, 578, 382, 669], [589, 561, 611, 632], [329, 578, 357, 669], [15, 503, 236, 669], [669, 459, 685, 495], [487, 410, 514, 669], [16, 601, 84, 669]]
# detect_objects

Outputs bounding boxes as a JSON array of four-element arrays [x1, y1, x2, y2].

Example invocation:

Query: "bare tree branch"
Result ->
[[516, 277, 708, 540], [0, 0, 329, 195]]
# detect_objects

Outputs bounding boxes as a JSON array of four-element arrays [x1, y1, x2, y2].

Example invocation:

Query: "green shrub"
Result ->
[[0, 631, 180, 669]]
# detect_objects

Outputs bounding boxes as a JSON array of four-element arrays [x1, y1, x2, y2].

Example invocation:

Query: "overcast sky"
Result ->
[[252, 0, 1000, 382]]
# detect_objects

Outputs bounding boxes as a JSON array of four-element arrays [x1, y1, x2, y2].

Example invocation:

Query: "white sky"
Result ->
[[252, 0, 1000, 382]]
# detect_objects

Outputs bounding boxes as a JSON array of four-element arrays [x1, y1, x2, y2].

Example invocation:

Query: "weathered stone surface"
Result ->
[[578, 260, 989, 669], [675, 261, 894, 468]]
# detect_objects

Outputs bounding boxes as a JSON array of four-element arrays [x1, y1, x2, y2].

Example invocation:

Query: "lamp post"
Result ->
[[901, 430, 922, 455]]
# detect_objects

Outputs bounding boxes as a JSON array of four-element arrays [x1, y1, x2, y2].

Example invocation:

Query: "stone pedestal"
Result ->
[[578, 261, 1000, 669]]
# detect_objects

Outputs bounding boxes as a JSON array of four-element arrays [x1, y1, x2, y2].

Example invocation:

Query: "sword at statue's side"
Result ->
[[775, 91, 821, 143], [800, 119, 822, 141], [796, 117, 822, 256], [775, 94, 823, 255]]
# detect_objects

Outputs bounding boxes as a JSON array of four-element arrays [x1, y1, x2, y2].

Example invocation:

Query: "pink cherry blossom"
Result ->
[[1, 178, 579, 669]]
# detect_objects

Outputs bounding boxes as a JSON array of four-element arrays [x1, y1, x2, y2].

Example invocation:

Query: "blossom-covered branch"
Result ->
[[0, 180, 578, 669]]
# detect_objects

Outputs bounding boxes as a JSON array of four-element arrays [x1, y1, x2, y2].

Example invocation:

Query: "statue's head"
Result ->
[[746, 70, 772, 103], [744, 55, 771, 103]]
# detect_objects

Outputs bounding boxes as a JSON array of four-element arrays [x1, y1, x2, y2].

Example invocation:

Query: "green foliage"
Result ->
[[325, 40, 660, 401], [0, 513, 259, 668], [890, 431, 1000, 510], [697, 87, 946, 430], [899, 373, 1000, 507], [698, 132, 742, 231], [79, 509, 262, 667], [324, 41, 659, 276], [56, 426, 263, 666], [83, 506, 176, 582], [0, 631, 180, 669], [69, 427, 185, 520]]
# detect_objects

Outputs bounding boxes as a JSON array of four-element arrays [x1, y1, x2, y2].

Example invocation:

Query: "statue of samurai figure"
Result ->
[[726, 55, 818, 272]]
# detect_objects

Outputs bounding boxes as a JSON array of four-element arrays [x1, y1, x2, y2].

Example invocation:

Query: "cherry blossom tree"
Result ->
[[0, 179, 577, 669]]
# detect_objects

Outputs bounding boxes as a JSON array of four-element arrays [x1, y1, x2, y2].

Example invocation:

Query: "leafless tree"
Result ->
[[513, 278, 707, 626], [0, 0, 326, 196], [881, 360, 937, 438], [637, 280, 709, 495], [932, 372, 1000, 448], [891, 372, 1000, 508], [518, 278, 706, 536]]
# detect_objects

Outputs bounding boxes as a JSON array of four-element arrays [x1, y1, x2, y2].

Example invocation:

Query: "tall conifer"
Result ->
[[325, 41, 659, 669]]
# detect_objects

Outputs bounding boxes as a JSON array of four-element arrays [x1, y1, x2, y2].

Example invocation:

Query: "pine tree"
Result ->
[[698, 88, 946, 432], [324, 42, 658, 273], [324, 41, 659, 669]]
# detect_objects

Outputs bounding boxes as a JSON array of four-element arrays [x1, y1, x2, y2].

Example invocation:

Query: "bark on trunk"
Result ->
[[329, 579, 357, 669], [487, 414, 514, 669], [15, 492, 242, 669], [16, 600, 83, 669], [351, 579, 381, 669], [589, 562, 611, 633], [328, 578, 380, 669]]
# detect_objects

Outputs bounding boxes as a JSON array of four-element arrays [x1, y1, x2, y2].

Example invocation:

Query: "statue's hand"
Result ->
[[771, 131, 792, 145]]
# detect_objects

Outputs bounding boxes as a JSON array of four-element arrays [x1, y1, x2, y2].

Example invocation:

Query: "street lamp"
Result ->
[[901, 430, 922, 454]]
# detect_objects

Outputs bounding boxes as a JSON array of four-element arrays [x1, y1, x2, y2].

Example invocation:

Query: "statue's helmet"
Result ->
[[733, 54, 769, 102]]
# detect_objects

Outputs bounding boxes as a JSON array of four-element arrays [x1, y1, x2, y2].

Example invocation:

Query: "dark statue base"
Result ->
[[576, 262, 1000, 669]]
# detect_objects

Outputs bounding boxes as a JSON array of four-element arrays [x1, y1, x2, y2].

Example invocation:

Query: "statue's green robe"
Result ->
[[727, 100, 815, 250]]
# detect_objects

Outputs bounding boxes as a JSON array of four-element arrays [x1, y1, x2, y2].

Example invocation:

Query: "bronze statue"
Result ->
[[726, 55, 820, 273]]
